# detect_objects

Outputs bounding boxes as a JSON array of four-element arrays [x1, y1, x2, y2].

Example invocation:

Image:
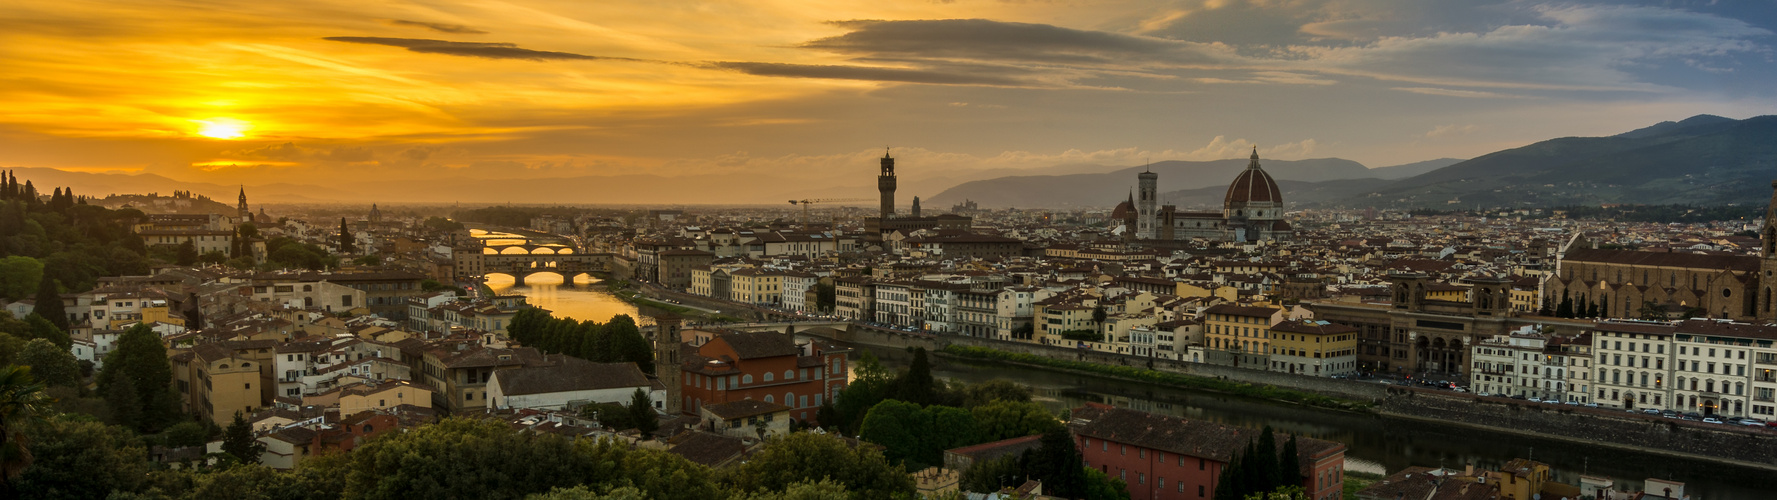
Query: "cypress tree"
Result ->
[[1555, 295, 1574, 318], [223, 411, 265, 464], [1255, 427, 1280, 492], [339, 217, 355, 254], [176, 239, 198, 266], [899, 347, 936, 406], [628, 387, 659, 437], [32, 274, 69, 333], [1280, 434, 1302, 488]]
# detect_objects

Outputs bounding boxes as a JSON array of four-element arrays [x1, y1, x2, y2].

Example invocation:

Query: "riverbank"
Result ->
[[939, 345, 1371, 412], [605, 280, 742, 322]]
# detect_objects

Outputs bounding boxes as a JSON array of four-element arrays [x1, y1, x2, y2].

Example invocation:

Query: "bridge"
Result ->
[[457, 242, 613, 285]]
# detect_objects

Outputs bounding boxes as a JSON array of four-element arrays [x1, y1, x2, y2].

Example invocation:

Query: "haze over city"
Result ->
[[3, 0, 1775, 203]]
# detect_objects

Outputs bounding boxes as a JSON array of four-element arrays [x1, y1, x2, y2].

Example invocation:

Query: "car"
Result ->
[[1527, 397, 1542, 403], [1564, 401, 1580, 406], [1685, 412, 1704, 420], [1477, 391, 1492, 397], [1511, 395, 1527, 400], [1702, 418, 1725, 424], [1740, 419, 1766, 426], [1453, 387, 1468, 393], [1643, 408, 1661, 414], [1585, 402, 1600, 408]]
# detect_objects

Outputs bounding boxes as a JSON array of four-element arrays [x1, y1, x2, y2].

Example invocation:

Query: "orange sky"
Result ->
[[1, 0, 1772, 203]]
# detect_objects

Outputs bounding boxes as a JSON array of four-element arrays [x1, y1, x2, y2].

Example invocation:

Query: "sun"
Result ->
[[194, 118, 250, 139]]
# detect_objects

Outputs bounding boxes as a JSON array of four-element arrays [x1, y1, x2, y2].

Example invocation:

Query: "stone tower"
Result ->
[[1137, 169, 1158, 240], [878, 150, 897, 220], [237, 186, 251, 222], [1758, 180, 1777, 320], [651, 314, 684, 415], [911, 196, 922, 218]]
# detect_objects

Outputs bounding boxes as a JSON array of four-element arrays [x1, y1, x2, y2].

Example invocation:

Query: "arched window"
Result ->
[[765, 395, 774, 403], [786, 392, 795, 406], [303, 285, 312, 292], [764, 372, 774, 382], [742, 375, 753, 384], [784, 370, 795, 380]]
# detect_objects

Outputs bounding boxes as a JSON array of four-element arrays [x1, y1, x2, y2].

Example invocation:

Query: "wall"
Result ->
[[1379, 388, 1777, 468]]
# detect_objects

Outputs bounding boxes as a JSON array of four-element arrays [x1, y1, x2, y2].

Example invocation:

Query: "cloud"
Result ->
[[323, 37, 627, 61], [384, 19, 487, 35], [223, 142, 379, 164], [802, 19, 1227, 67], [1423, 124, 1478, 138], [1392, 87, 1518, 98], [706, 61, 1026, 86]]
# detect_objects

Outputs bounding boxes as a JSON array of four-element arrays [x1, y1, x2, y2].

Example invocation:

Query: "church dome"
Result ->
[[1224, 147, 1281, 206], [1111, 199, 1136, 220]]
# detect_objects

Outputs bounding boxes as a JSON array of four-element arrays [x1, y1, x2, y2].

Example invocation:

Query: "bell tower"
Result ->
[[878, 150, 897, 220], [1758, 180, 1777, 321], [651, 314, 684, 415], [237, 185, 251, 222]]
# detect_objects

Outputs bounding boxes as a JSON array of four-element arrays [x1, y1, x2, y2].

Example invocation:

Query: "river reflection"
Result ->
[[844, 343, 1766, 500], [484, 274, 640, 324]]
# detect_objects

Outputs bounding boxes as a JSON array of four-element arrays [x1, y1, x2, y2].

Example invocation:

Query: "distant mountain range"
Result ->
[[929, 114, 1777, 210]]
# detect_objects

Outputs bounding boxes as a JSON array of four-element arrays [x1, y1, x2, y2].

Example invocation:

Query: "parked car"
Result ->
[[1739, 419, 1766, 426], [1564, 401, 1580, 406], [1585, 402, 1600, 408], [1702, 418, 1725, 424], [1527, 397, 1542, 403], [1642, 408, 1661, 414], [1477, 391, 1492, 397]]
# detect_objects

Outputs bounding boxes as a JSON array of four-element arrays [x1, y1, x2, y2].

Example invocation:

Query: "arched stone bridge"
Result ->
[[474, 247, 613, 286]]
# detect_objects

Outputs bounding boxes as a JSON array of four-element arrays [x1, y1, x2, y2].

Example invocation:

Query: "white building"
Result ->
[[1470, 327, 1571, 400], [1591, 320, 1676, 411]]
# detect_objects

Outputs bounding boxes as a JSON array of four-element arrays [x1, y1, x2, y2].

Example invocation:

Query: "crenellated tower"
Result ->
[[878, 150, 897, 219]]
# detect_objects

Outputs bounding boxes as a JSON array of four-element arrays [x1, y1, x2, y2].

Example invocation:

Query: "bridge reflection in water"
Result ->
[[483, 273, 639, 324], [832, 341, 1767, 500]]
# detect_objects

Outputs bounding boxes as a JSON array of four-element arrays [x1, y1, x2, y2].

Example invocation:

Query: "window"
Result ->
[[742, 375, 753, 384], [785, 370, 795, 380], [764, 372, 774, 382]]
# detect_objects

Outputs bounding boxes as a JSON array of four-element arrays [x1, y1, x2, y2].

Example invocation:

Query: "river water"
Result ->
[[468, 231, 1765, 499]]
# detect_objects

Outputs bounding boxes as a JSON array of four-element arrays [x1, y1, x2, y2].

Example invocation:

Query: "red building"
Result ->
[[1070, 405, 1348, 500], [678, 330, 849, 423]]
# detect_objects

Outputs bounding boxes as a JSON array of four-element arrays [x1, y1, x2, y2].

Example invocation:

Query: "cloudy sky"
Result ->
[[1, 0, 1773, 202]]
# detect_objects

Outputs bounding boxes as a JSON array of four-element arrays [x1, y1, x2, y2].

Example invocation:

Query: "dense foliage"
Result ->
[[956, 428, 1129, 499], [506, 309, 654, 372], [1, 171, 151, 295], [96, 324, 180, 432], [723, 432, 914, 500], [1213, 427, 1306, 500]]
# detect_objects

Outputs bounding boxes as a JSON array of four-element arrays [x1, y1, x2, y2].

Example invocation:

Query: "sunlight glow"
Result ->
[[195, 118, 249, 139]]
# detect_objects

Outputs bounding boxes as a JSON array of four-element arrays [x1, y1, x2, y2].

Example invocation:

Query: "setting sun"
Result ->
[[195, 118, 249, 139]]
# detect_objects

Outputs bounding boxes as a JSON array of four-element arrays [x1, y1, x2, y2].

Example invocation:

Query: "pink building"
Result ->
[[1070, 404, 1348, 500]]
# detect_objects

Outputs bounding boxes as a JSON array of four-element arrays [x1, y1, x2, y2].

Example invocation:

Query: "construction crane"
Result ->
[[789, 198, 870, 230]]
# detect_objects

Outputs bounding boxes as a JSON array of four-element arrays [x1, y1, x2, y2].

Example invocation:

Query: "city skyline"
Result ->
[[2, 0, 1774, 202]]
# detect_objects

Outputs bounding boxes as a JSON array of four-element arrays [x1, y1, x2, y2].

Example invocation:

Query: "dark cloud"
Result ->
[[707, 61, 1027, 86], [384, 19, 488, 34], [801, 19, 1220, 66], [324, 37, 629, 61]]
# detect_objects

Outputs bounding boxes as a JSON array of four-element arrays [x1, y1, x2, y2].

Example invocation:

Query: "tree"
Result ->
[[607, 315, 653, 372], [1555, 294, 1574, 318], [1024, 427, 1087, 498], [1091, 303, 1107, 326], [341, 417, 720, 500], [338, 218, 355, 254], [162, 421, 210, 448], [14, 340, 78, 388], [176, 239, 198, 266], [1279, 434, 1302, 488], [24, 314, 69, 352], [30, 275, 66, 334], [970, 400, 1062, 442], [0, 256, 42, 301], [12, 416, 149, 500], [724, 432, 914, 500], [95, 324, 177, 432], [960, 454, 1025, 493], [959, 379, 1032, 408], [0, 365, 53, 487], [897, 347, 937, 406], [1244, 486, 1310, 500], [1082, 465, 1131, 500], [814, 281, 837, 313], [857, 399, 924, 467], [628, 388, 658, 438], [222, 411, 265, 465]]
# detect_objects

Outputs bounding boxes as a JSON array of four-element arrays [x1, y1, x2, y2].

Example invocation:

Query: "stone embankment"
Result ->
[[1379, 388, 1777, 469]]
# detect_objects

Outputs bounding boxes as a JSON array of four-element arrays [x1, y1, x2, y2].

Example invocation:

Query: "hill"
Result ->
[[1336, 114, 1777, 209]]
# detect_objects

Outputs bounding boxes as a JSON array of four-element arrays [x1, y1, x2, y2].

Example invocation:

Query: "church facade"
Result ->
[[1114, 147, 1292, 243]]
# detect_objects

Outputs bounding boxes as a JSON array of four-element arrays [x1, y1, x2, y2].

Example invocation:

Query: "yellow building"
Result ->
[[1267, 320, 1359, 377], [173, 343, 275, 425], [1424, 283, 1470, 302], [1485, 458, 1551, 500], [730, 268, 784, 306], [1175, 282, 1241, 302], [1202, 303, 1282, 368], [1037, 302, 1099, 346]]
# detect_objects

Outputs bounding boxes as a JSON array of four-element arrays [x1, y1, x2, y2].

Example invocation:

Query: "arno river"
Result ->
[[473, 231, 1765, 499]]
